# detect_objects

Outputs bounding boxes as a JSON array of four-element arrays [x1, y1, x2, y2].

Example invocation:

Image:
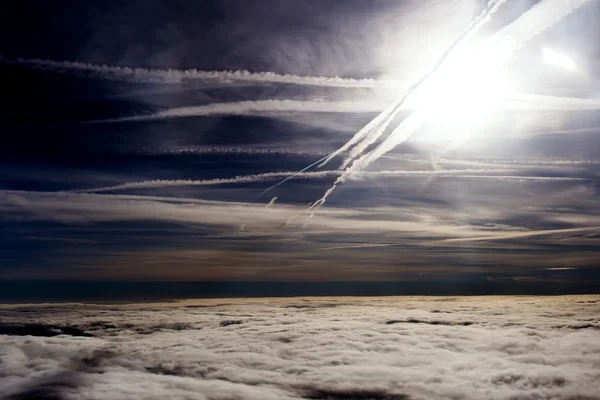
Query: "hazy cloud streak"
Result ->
[[0, 55, 404, 88]]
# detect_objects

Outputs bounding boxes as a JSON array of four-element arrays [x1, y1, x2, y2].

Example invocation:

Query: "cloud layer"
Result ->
[[1, 296, 599, 400]]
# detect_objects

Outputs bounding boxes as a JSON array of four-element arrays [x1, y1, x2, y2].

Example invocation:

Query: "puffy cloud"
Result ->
[[1, 296, 599, 399]]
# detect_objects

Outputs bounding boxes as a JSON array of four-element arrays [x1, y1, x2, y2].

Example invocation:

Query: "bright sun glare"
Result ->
[[407, 45, 578, 147], [542, 47, 577, 71], [407, 42, 515, 143]]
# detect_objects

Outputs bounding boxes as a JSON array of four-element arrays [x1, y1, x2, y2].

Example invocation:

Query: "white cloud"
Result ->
[[1, 297, 599, 399]]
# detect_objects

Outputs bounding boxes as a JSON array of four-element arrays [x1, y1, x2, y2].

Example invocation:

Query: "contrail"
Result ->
[[348, 109, 430, 172], [381, 154, 600, 165], [304, 0, 594, 217], [266, 197, 278, 207], [487, 0, 593, 58], [240, 195, 279, 231], [435, 157, 600, 167], [507, 94, 600, 111], [355, 0, 596, 173], [530, 126, 600, 136], [316, 97, 408, 168], [414, 175, 591, 181], [338, 100, 410, 169], [76, 171, 336, 193], [76, 168, 545, 193], [317, 0, 508, 171], [370, 168, 517, 176], [443, 226, 600, 243], [129, 146, 329, 157], [79, 94, 600, 125], [335, 94, 600, 170], [0, 55, 404, 88], [259, 154, 332, 196], [303, 0, 507, 216], [82, 99, 388, 124], [322, 243, 394, 251]]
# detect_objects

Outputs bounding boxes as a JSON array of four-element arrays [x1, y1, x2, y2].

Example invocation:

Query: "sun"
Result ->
[[405, 41, 516, 144], [542, 47, 576, 71]]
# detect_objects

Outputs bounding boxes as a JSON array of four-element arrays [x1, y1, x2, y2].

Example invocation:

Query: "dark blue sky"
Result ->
[[0, 0, 599, 297]]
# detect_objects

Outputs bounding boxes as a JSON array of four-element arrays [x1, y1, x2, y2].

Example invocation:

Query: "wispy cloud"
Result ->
[[321, 243, 394, 250], [443, 226, 600, 243]]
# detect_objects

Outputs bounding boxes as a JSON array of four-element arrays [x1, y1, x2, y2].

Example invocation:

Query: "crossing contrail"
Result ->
[[355, 0, 596, 173], [300, 0, 511, 217], [316, 0, 509, 171], [259, 154, 332, 196], [300, 0, 594, 218]]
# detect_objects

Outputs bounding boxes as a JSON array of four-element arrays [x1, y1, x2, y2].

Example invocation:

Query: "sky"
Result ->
[[1, 0, 600, 296]]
